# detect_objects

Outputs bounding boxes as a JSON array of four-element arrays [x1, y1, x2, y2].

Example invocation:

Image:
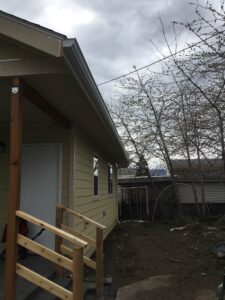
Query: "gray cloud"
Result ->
[[73, 0, 201, 83], [0, 0, 46, 20], [0, 0, 215, 100]]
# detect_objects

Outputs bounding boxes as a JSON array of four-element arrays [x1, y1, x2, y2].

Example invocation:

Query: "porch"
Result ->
[[1, 76, 106, 299]]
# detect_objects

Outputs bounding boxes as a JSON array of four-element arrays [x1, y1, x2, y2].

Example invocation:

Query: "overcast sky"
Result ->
[[0, 0, 215, 101]]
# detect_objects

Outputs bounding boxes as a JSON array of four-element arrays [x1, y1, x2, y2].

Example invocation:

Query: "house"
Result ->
[[118, 158, 225, 220], [171, 159, 225, 210], [171, 159, 224, 180], [0, 10, 128, 300]]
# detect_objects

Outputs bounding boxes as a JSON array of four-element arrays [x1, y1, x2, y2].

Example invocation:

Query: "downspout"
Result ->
[[115, 164, 120, 224]]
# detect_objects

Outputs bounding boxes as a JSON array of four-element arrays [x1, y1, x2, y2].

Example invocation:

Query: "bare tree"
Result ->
[[163, 1, 225, 176], [109, 68, 183, 215], [109, 0, 225, 218]]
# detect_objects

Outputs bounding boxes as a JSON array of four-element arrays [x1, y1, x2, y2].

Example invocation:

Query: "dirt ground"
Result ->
[[102, 221, 225, 299]]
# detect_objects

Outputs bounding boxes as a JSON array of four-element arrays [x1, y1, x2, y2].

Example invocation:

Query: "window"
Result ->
[[93, 156, 99, 196], [108, 164, 113, 194]]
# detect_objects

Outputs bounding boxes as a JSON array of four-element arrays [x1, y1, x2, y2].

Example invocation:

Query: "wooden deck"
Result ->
[[0, 255, 55, 300]]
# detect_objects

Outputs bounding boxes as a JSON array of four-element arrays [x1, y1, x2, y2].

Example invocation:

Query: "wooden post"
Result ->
[[4, 77, 22, 300], [55, 205, 64, 277], [72, 247, 83, 300], [96, 228, 104, 297]]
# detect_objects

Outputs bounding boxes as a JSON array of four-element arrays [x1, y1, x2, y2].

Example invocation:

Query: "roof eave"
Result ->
[[0, 10, 128, 165], [0, 10, 65, 57], [63, 39, 128, 166]]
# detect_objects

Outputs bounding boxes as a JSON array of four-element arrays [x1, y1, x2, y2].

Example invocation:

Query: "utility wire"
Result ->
[[97, 29, 225, 87]]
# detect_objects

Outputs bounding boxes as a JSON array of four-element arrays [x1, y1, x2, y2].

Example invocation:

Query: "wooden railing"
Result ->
[[56, 205, 106, 297], [16, 210, 87, 300]]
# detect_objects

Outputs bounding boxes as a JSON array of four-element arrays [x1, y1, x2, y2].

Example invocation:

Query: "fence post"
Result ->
[[55, 205, 64, 277], [96, 227, 104, 297], [72, 246, 83, 300]]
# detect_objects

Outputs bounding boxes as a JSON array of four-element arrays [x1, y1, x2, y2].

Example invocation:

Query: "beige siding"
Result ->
[[71, 131, 118, 256], [178, 182, 225, 203]]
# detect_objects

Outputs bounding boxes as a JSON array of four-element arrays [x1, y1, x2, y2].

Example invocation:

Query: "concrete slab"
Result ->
[[195, 289, 217, 300], [116, 275, 218, 300], [116, 275, 175, 300]]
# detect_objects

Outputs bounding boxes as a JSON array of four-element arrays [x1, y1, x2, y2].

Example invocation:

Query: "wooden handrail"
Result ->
[[96, 227, 104, 297], [16, 210, 87, 248], [16, 264, 73, 300], [61, 244, 97, 270], [16, 210, 85, 300], [72, 247, 83, 300], [61, 224, 96, 247], [56, 205, 105, 298], [17, 234, 73, 272], [58, 205, 106, 230]]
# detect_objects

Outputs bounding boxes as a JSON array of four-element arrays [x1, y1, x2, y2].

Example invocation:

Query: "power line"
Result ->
[[97, 29, 225, 87]]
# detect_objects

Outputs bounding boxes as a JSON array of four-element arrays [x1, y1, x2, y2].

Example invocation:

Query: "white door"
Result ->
[[20, 144, 61, 249]]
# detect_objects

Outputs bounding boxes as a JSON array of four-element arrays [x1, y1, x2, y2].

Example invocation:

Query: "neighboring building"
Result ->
[[0, 11, 128, 299], [118, 159, 225, 218], [171, 159, 225, 206], [171, 159, 224, 180]]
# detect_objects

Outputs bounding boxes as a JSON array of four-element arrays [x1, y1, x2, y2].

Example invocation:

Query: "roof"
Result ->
[[171, 159, 224, 180], [0, 10, 128, 166], [118, 176, 173, 185]]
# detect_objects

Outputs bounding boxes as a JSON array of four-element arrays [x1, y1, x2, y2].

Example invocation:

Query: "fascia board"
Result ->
[[0, 10, 65, 57]]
